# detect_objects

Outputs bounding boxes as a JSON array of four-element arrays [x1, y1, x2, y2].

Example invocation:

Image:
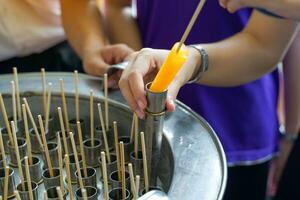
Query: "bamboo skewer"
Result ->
[[3, 166, 9, 200], [113, 121, 121, 180], [44, 190, 48, 200], [11, 81, 17, 131], [23, 98, 43, 149], [13, 67, 21, 120], [0, 131, 7, 168], [101, 151, 109, 200], [11, 121, 25, 191], [104, 74, 109, 130], [38, 115, 53, 177], [57, 133, 64, 195], [130, 114, 135, 143], [14, 190, 21, 200], [97, 103, 111, 163], [74, 71, 80, 122], [177, 0, 207, 52], [77, 121, 87, 178], [81, 188, 88, 200], [24, 157, 34, 200], [64, 154, 73, 200], [120, 142, 126, 199], [45, 83, 52, 133], [58, 107, 69, 155], [128, 163, 137, 200], [69, 132, 84, 190], [60, 79, 70, 132], [41, 68, 47, 117], [90, 90, 94, 147], [135, 175, 140, 198], [140, 132, 149, 192], [134, 114, 139, 159], [22, 104, 32, 165], [56, 187, 63, 200], [0, 94, 13, 146]]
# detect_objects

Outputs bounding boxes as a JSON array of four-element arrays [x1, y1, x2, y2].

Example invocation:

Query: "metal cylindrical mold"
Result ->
[[130, 150, 144, 179], [0, 167, 15, 198], [17, 181, 39, 200], [21, 156, 43, 185], [46, 186, 68, 200], [69, 118, 84, 143], [94, 125, 114, 150], [83, 138, 102, 167], [118, 136, 133, 163], [0, 154, 5, 169], [42, 168, 61, 190], [109, 170, 130, 190], [68, 154, 83, 184], [144, 82, 167, 185], [57, 130, 73, 155], [0, 127, 11, 153], [42, 142, 59, 169], [75, 186, 98, 200], [75, 167, 97, 188], [29, 128, 47, 154], [98, 153, 118, 180], [109, 187, 131, 200], [8, 138, 27, 167], [39, 115, 55, 140], [7, 116, 24, 138]]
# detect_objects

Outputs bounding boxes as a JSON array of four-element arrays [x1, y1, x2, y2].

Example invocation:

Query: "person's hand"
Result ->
[[271, 139, 294, 194], [219, 0, 256, 13], [82, 44, 134, 88], [118, 47, 201, 119]]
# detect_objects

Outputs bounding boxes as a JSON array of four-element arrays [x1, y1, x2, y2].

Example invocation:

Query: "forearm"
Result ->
[[197, 11, 299, 87], [61, 0, 108, 58], [105, 1, 142, 50]]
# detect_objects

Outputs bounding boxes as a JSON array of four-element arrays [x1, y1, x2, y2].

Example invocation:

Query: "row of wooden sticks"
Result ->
[[0, 68, 150, 200]]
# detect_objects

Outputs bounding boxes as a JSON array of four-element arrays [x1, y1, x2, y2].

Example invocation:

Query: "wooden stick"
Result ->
[[11, 121, 25, 190], [38, 115, 53, 177], [176, 0, 207, 52], [104, 74, 109, 130], [3, 166, 9, 200], [13, 67, 21, 120], [24, 157, 34, 200], [140, 132, 149, 192], [113, 121, 121, 180], [0, 131, 7, 168], [90, 90, 94, 147], [45, 83, 52, 133], [59, 79, 70, 132], [134, 114, 139, 159], [57, 107, 69, 155], [97, 103, 111, 163], [0, 94, 13, 146], [101, 151, 109, 200], [56, 187, 64, 200], [130, 113, 135, 143], [76, 121, 87, 178], [128, 163, 137, 200], [23, 98, 43, 149], [120, 142, 126, 199], [11, 81, 17, 131], [56, 133, 64, 195], [135, 175, 140, 198], [44, 190, 48, 200], [74, 71, 80, 122], [22, 104, 32, 165], [14, 190, 21, 200], [41, 68, 47, 117], [81, 188, 88, 200], [69, 132, 84, 190], [64, 154, 73, 200]]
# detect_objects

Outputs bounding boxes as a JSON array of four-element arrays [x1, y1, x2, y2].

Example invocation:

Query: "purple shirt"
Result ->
[[136, 0, 279, 165]]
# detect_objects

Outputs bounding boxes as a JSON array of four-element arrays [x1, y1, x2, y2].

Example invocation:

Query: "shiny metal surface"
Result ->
[[0, 72, 226, 200]]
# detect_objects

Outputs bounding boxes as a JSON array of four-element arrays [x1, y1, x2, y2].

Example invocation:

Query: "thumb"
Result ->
[[165, 80, 182, 112]]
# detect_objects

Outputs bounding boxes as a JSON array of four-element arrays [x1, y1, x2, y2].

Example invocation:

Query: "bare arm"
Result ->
[[119, 11, 299, 118]]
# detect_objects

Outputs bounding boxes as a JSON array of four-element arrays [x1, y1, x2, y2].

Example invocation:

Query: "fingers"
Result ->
[[219, 0, 246, 13]]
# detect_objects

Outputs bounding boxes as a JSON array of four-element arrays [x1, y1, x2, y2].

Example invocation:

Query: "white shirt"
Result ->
[[0, 0, 65, 61]]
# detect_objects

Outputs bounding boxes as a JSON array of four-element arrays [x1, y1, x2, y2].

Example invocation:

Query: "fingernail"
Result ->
[[135, 109, 145, 119], [137, 99, 146, 109], [107, 79, 115, 88]]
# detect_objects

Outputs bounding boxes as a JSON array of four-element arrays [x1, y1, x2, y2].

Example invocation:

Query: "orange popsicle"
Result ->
[[150, 42, 189, 93]]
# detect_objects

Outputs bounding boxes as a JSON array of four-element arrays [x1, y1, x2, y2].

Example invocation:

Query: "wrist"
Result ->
[[187, 45, 208, 84]]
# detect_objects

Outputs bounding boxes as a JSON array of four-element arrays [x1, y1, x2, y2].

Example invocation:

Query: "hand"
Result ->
[[82, 44, 134, 88], [118, 47, 201, 119], [219, 0, 255, 13]]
